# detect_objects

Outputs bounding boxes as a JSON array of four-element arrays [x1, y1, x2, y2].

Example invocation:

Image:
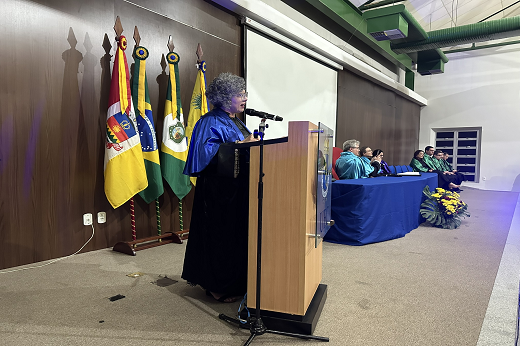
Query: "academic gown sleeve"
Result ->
[[360, 156, 375, 178], [441, 159, 452, 171], [431, 158, 445, 171], [183, 108, 247, 177], [423, 156, 435, 170], [335, 152, 364, 179], [410, 158, 429, 172], [380, 160, 391, 174]]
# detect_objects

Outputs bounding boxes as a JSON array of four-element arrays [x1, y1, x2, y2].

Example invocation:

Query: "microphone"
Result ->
[[245, 108, 283, 121]]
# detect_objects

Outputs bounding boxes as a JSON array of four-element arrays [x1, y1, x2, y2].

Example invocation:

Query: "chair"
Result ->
[[406, 165, 413, 172], [389, 165, 397, 174], [332, 147, 342, 167], [401, 165, 409, 172], [332, 147, 342, 180], [395, 165, 403, 173]]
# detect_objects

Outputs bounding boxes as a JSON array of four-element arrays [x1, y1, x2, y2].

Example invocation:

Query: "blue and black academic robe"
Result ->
[[181, 107, 251, 296]]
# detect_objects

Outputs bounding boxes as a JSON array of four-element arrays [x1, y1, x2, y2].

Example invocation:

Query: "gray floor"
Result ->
[[477, 193, 520, 346], [0, 187, 519, 345]]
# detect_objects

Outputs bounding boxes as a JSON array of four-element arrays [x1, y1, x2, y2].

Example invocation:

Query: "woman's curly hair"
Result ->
[[205, 72, 246, 109]]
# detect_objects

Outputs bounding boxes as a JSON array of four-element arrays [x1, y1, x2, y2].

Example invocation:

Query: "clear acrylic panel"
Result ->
[[315, 122, 334, 247]]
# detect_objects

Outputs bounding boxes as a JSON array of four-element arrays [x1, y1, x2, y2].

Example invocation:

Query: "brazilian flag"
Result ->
[[132, 45, 164, 204]]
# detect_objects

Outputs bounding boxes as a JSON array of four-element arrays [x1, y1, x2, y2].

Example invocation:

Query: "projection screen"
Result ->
[[244, 26, 338, 140]]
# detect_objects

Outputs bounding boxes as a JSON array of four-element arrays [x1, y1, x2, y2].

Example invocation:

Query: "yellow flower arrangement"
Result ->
[[420, 186, 470, 229]]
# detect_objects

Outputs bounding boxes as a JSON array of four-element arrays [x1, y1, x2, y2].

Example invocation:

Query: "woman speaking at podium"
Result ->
[[182, 73, 258, 303]]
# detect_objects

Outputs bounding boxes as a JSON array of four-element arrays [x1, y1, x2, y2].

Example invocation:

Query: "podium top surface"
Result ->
[[231, 136, 288, 149]]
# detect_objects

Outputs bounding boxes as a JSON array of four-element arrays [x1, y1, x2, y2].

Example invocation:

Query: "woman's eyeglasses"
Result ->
[[236, 92, 248, 100]]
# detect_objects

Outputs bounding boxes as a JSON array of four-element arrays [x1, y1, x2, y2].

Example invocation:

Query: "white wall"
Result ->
[[244, 28, 338, 140], [415, 45, 520, 192]]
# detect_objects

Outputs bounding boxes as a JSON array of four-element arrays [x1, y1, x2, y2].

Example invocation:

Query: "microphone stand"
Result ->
[[218, 118, 329, 345]]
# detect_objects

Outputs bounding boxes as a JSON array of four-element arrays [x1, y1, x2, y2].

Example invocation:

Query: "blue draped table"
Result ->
[[324, 173, 438, 246]]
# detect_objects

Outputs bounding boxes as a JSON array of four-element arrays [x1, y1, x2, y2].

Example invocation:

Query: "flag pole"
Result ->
[[113, 17, 137, 244], [155, 199, 162, 237], [179, 199, 184, 234], [130, 197, 137, 242], [168, 36, 185, 240], [110, 21, 181, 256], [132, 25, 164, 239]]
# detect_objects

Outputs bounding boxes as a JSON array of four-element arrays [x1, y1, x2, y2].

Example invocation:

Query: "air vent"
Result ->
[[370, 31, 388, 41], [369, 28, 407, 41], [366, 13, 408, 41], [417, 59, 445, 75], [384, 28, 407, 40]]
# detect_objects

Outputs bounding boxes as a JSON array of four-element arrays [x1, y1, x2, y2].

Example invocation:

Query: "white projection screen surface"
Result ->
[[244, 28, 338, 140]]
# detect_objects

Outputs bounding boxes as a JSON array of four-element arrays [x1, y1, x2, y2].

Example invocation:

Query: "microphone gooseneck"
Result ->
[[245, 108, 283, 121]]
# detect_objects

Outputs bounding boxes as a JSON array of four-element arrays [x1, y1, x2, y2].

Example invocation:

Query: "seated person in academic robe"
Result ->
[[411, 149, 461, 191], [370, 149, 388, 177], [359, 146, 376, 178], [433, 150, 464, 188], [410, 150, 433, 173], [423, 145, 436, 170], [181, 72, 258, 303], [442, 152, 466, 182], [335, 139, 369, 179]]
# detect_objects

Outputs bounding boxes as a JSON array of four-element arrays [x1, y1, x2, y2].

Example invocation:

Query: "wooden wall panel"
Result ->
[[394, 96, 421, 165], [0, 0, 241, 269], [336, 69, 420, 166]]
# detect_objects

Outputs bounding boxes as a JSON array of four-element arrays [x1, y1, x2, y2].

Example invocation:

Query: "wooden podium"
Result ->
[[246, 121, 326, 334]]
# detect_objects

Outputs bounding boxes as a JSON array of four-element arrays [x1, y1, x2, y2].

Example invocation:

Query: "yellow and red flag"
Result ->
[[104, 35, 148, 209]]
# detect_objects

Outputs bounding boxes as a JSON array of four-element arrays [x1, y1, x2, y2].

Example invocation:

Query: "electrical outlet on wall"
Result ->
[[97, 212, 106, 224], [83, 213, 93, 226]]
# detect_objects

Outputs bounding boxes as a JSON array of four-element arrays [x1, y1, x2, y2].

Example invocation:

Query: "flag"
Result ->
[[104, 35, 148, 209], [186, 60, 209, 186], [132, 45, 164, 204], [160, 51, 191, 200]]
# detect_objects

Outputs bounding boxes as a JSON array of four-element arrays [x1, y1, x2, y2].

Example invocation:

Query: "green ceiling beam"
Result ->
[[405, 69, 415, 90], [305, 0, 413, 70]]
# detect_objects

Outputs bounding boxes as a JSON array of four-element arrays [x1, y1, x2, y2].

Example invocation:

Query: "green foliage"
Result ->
[[420, 185, 470, 229]]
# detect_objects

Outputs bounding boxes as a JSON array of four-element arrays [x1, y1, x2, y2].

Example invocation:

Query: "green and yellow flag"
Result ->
[[160, 51, 191, 200], [132, 45, 164, 204], [186, 60, 209, 186]]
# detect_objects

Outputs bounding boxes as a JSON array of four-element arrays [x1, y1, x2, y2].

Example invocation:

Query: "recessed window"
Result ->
[[434, 128, 481, 182]]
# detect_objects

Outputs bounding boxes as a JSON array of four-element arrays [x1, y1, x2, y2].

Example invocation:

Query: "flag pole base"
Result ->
[[174, 229, 189, 240], [113, 232, 183, 256]]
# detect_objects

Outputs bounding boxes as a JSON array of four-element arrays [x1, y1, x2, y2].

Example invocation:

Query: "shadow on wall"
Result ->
[[512, 174, 520, 192], [427, 80, 520, 119], [447, 45, 520, 63]]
